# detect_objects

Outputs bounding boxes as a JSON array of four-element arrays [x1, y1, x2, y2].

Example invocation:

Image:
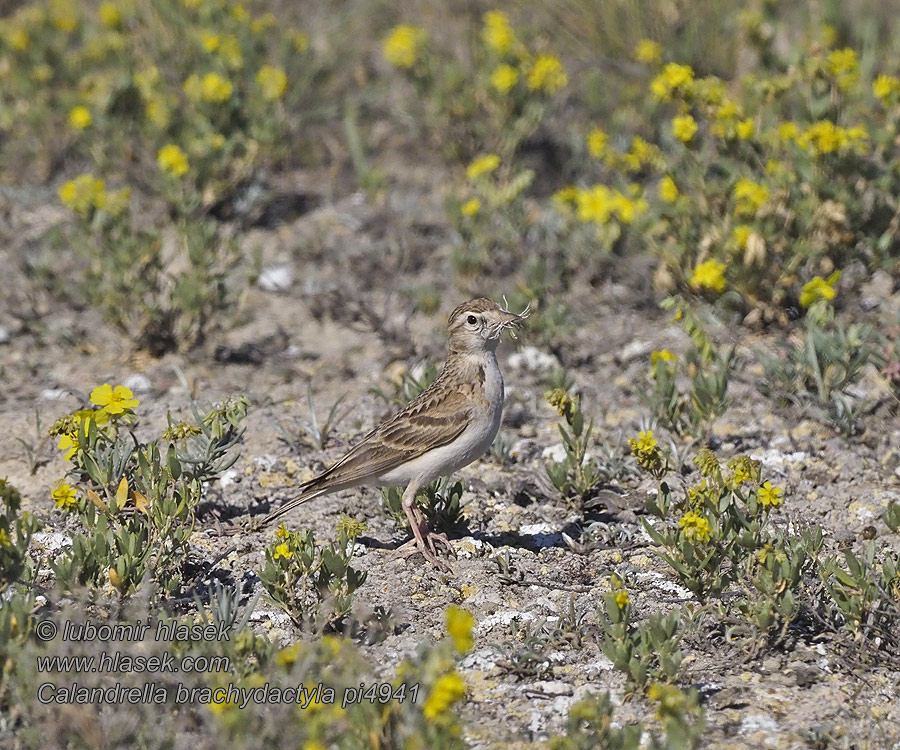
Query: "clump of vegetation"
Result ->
[[258, 516, 368, 631], [47, 386, 248, 597], [381, 477, 465, 534]]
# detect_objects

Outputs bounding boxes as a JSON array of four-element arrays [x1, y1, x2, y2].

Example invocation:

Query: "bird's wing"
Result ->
[[309, 379, 472, 489]]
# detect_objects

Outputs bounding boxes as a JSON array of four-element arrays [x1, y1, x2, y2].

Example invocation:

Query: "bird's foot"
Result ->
[[393, 534, 455, 573]]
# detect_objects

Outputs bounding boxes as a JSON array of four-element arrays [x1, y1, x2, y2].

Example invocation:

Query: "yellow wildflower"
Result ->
[[659, 176, 679, 203], [68, 106, 92, 130], [874, 74, 900, 102], [482, 11, 514, 54], [201, 72, 233, 102], [690, 258, 727, 293], [422, 672, 465, 719], [553, 186, 578, 206], [59, 175, 106, 217], [52, 482, 78, 511], [383, 24, 425, 69], [8, 28, 30, 51], [0, 528, 9, 546], [218, 35, 243, 68], [586, 127, 608, 158], [777, 121, 799, 143], [651, 350, 676, 365], [289, 30, 309, 53], [275, 523, 290, 540], [157, 144, 189, 177], [733, 178, 769, 216], [612, 193, 647, 224], [91, 384, 139, 416], [672, 114, 698, 142], [250, 12, 276, 34], [98, 2, 120, 28], [736, 118, 755, 139], [273, 542, 292, 560], [732, 225, 752, 248], [799, 271, 840, 307], [446, 606, 475, 653], [460, 198, 481, 216], [490, 64, 518, 93], [650, 62, 694, 99], [527, 54, 567, 94], [466, 154, 500, 180], [230, 3, 248, 22], [575, 185, 613, 224], [634, 39, 662, 65], [145, 96, 170, 128], [201, 31, 221, 52], [614, 590, 629, 609], [629, 430, 657, 453], [257, 65, 287, 100], [678, 512, 711, 543], [827, 47, 858, 89], [757, 481, 783, 508]]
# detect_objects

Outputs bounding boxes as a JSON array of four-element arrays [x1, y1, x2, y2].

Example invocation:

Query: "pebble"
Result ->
[[124, 373, 152, 394], [257, 264, 293, 292], [508, 346, 559, 375], [0, 326, 10, 344]]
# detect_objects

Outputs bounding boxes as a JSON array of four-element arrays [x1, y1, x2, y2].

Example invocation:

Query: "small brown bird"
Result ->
[[258, 297, 526, 570]]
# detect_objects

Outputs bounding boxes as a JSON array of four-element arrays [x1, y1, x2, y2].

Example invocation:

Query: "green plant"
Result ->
[[759, 317, 885, 435], [883, 500, 900, 533], [599, 576, 684, 690], [258, 516, 367, 631], [821, 540, 900, 655], [49, 390, 249, 597], [381, 477, 464, 534], [544, 389, 602, 505]]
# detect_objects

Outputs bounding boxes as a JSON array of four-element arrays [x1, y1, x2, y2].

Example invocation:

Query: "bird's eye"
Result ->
[[466, 314, 478, 325]]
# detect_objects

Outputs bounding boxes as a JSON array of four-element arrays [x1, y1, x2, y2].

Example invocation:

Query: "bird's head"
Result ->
[[446, 297, 529, 354]]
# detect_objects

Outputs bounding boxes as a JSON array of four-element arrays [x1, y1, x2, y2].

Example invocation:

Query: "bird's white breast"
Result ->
[[376, 352, 504, 486]]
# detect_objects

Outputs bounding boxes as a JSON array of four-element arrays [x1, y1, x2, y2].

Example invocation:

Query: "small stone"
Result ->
[[0, 326, 10, 344], [123, 373, 152, 394], [257, 264, 293, 292], [528, 681, 573, 697], [508, 346, 560, 375]]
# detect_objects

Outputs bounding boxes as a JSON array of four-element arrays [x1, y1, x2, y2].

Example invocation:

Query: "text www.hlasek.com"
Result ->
[[36, 651, 230, 674]]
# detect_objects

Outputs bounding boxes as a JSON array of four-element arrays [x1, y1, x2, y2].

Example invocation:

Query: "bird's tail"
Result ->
[[256, 483, 331, 529]]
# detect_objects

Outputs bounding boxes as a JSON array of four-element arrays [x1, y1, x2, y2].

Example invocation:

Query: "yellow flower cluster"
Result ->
[[874, 74, 900, 102], [690, 258, 727, 293], [52, 482, 78, 511], [383, 24, 425, 69], [422, 672, 465, 720], [827, 47, 858, 90], [526, 54, 567, 94], [671, 114, 698, 142], [482, 11, 514, 54], [658, 176, 679, 203], [446, 606, 474, 653], [466, 153, 500, 180], [257, 65, 287, 100], [733, 178, 769, 216], [634, 38, 662, 65], [490, 64, 518, 94], [678, 512, 712, 543], [157, 144, 190, 177], [795, 120, 868, 156], [799, 271, 840, 307], [650, 63, 694, 100], [68, 105, 92, 129], [59, 175, 129, 218], [184, 72, 234, 102], [573, 184, 648, 225]]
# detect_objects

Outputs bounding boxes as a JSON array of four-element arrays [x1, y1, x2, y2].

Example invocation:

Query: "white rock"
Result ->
[[740, 714, 779, 733], [529, 680, 573, 697], [459, 648, 497, 671], [0, 326, 10, 344], [41, 388, 70, 401], [31, 531, 73, 552], [518, 523, 563, 549], [257, 264, 293, 292], [476, 610, 535, 633], [218, 468, 240, 487], [541, 444, 567, 463], [253, 455, 279, 471], [123, 373, 152, 394], [751, 449, 807, 468], [508, 346, 559, 374], [619, 340, 653, 362]]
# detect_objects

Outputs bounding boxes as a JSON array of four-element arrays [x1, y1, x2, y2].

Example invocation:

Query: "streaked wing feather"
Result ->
[[312, 384, 471, 487]]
